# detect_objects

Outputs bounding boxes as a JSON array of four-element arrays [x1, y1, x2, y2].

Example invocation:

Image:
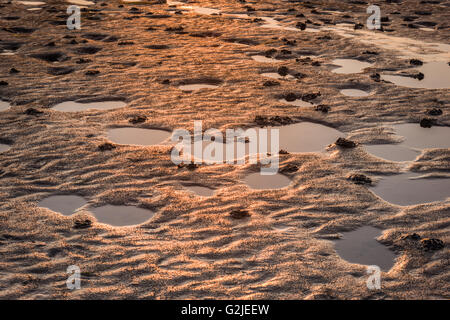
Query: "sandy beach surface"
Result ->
[[0, 0, 449, 299]]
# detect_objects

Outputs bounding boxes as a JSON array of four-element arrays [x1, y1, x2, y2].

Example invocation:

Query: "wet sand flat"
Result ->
[[0, 0, 449, 300]]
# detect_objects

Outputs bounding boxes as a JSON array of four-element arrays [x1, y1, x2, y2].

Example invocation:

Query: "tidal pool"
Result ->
[[184, 185, 215, 197], [275, 122, 343, 153], [364, 123, 450, 162], [38, 195, 87, 216], [88, 205, 155, 227], [180, 122, 344, 163], [333, 226, 396, 271], [0, 144, 11, 153], [370, 172, 450, 206], [244, 172, 292, 190], [331, 59, 373, 74], [251, 55, 281, 63], [381, 61, 450, 89], [365, 144, 420, 162], [0, 100, 11, 111], [394, 123, 450, 149], [339, 89, 371, 97], [52, 101, 127, 112], [107, 128, 171, 146], [278, 99, 314, 107]]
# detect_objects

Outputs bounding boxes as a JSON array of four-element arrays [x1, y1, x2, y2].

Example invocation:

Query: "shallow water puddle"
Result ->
[[0, 101, 11, 112], [333, 226, 396, 271], [38, 195, 87, 216], [394, 123, 450, 149], [276, 122, 343, 153], [179, 84, 219, 91], [52, 101, 127, 112], [381, 61, 450, 89], [339, 89, 371, 97], [244, 172, 292, 190], [331, 59, 373, 74], [370, 172, 450, 206], [278, 99, 314, 107], [88, 205, 155, 227], [184, 185, 215, 197], [180, 122, 343, 163], [0, 144, 11, 153], [107, 127, 171, 146], [365, 144, 420, 162], [251, 55, 280, 63], [364, 123, 450, 162]]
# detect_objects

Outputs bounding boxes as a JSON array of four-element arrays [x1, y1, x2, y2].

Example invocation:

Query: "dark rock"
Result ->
[[73, 219, 92, 229], [302, 92, 321, 101], [363, 50, 378, 55], [354, 23, 364, 30], [280, 164, 298, 173], [229, 209, 251, 219], [348, 173, 372, 185], [371, 73, 381, 82], [412, 72, 424, 80], [421, 238, 444, 251], [277, 66, 289, 76], [118, 41, 134, 46], [129, 116, 147, 124], [426, 108, 443, 116], [255, 115, 292, 126], [186, 163, 198, 170], [279, 149, 289, 154], [402, 233, 421, 241], [25, 108, 43, 116], [98, 143, 116, 151], [45, 41, 56, 47], [263, 80, 280, 87], [296, 22, 306, 30], [285, 93, 297, 102], [315, 105, 330, 113], [9, 68, 19, 74], [335, 137, 357, 148], [311, 61, 321, 66], [419, 118, 435, 128], [0, 81, 8, 86]]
